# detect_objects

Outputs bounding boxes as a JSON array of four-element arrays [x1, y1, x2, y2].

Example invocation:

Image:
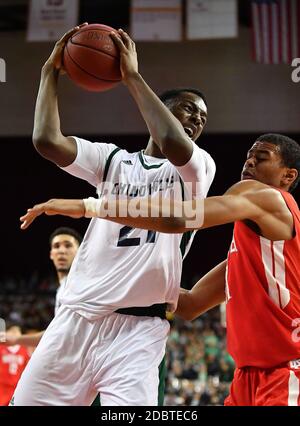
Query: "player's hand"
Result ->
[[20, 199, 85, 230], [44, 22, 89, 74], [110, 29, 138, 83]]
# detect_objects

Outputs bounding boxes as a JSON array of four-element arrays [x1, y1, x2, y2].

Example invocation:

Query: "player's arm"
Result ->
[[18, 187, 254, 231], [33, 24, 88, 167], [176, 260, 226, 321], [20, 181, 293, 241], [2, 331, 44, 347], [99, 181, 293, 240], [110, 29, 194, 166], [17, 183, 267, 230]]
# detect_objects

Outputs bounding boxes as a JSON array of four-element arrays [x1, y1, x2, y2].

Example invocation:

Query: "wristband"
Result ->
[[83, 197, 103, 218]]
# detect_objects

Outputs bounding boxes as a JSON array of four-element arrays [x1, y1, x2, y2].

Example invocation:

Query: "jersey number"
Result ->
[[117, 226, 156, 247]]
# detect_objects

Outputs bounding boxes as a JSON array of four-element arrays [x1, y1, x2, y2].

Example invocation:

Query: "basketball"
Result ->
[[63, 23, 122, 92]]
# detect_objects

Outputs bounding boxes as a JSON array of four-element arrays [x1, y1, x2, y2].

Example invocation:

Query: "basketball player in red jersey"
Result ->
[[20, 133, 300, 405], [0, 325, 30, 406]]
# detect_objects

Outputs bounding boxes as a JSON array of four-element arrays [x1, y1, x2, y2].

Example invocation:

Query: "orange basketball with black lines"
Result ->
[[63, 23, 121, 92]]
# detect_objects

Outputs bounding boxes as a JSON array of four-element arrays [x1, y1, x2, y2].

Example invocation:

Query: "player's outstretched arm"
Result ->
[[18, 184, 261, 232], [33, 23, 88, 167], [110, 30, 194, 166], [20, 181, 292, 240], [175, 260, 227, 321]]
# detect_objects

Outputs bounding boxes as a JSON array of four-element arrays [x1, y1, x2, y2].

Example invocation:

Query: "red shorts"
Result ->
[[225, 361, 300, 406]]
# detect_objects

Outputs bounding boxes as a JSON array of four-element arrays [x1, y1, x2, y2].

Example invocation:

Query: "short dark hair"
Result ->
[[6, 321, 22, 332], [49, 227, 83, 246], [256, 133, 300, 192], [159, 87, 208, 108]]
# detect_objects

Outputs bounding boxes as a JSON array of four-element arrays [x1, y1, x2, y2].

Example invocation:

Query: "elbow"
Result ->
[[33, 133, 50, 149], [163, 218, 188, 234], [155, 128, 180, 155], [32, 135, 58, 159], [159, 134, 181, 158], [33, 134, 47, 152]]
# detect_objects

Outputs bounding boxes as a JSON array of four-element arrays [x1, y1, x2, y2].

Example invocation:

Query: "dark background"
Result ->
[[2, 132, 299, 288]]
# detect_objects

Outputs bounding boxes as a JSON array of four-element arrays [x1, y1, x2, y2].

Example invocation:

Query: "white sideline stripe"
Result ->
[[260, 238, 290, 309], [288, 371, 300, 406]]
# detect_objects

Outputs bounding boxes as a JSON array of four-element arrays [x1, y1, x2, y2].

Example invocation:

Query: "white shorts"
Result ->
[[12, 306, 169, 406]]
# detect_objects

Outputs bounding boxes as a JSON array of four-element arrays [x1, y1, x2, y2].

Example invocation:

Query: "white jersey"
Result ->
[[59, 137, 215, 320], [55, 276, 67, 316]]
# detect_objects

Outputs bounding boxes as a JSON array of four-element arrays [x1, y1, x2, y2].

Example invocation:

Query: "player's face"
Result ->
[[241, 142, 288, 187], [50, 234, 79, 274], [168, 92, 207, 141]]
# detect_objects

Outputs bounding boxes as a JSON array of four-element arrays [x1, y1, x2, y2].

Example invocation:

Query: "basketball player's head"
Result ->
[[49, 227, 82, 275], [6, 324, 22, 336], [241, 133, 300, 192], [159, 88, 208, 141]]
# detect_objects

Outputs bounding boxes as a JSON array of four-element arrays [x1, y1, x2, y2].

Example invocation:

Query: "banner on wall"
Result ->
[[186, 0, 238, 40], [27, 0, 79, 42], [251, 0, 300, 64], [130, 0, 182, 41]]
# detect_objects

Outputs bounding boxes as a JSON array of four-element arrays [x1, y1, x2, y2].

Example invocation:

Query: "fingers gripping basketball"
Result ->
[[63, 24, 121, 92]]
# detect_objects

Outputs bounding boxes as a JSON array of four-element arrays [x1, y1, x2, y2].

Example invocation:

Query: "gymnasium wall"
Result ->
[[0, 27, 299, 136]]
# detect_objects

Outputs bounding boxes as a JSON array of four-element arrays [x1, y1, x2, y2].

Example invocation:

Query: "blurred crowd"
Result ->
[[0, 274, 234, 406], [165, 311, 234, 406]]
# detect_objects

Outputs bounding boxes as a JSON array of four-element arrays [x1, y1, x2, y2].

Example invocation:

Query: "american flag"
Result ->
[[251, 0, 300, 64]]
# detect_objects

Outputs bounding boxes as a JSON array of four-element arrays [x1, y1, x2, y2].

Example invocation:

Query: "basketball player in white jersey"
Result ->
[[12, 26, 215, 405], [4, 227, 81, 347]]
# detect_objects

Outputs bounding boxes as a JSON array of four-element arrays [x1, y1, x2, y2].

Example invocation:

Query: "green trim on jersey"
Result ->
[[180, 231, 194, 258], [158, 355, 166, 406], [178, 176, 193, 258], [103, 147, 121, 181], [178, 176, 185, 202], [90, 356, 166, 406], [138, 151, 165, 170], [91, 394, 101, 406]]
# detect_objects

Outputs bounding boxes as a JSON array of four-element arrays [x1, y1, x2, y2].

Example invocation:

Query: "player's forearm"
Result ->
[[21, 194, 255, 234], [33, 64, 64, 151], [125, 74, 189, 156], [100, 197, 194, 233], [16, 332, 44, 347], [176, 260, 227, 321], [105, 193, 257, 232]]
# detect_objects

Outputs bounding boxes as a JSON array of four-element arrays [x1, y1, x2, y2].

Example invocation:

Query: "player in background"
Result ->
[[0, 324, 30, 406], [4, 227, 82, 347], [21, 134, 300, 405], [12, 25, 215, 406]]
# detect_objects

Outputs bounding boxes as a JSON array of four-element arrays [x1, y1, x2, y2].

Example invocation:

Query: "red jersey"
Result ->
[[0, 345, 30, 405], [226, 189, 300, 368]]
